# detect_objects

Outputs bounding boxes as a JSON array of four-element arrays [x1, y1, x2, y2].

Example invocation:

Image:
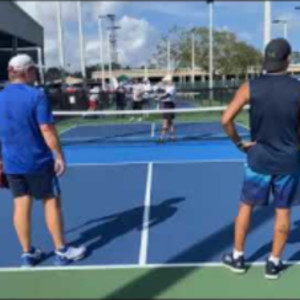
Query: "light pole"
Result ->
[[98, 16, 106, 90], [264, 1, 272, 50], [167, 39, 171, 74], [144, 65, 148, 80], [207, 0, 214, 99], [56, 1, 66, 84], [37, 47, 45, 85], [77, 1, 87, 86], [106, 27, 113, 84], [191, 32, 195, 86], [272, 19, 288, 39]]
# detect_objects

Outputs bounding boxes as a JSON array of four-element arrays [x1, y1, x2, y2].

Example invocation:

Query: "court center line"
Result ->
[[151, 123, 156, 138], [139, 162, 153, 266]]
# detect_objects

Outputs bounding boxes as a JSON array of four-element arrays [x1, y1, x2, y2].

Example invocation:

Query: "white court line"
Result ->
[[236, 122, 250, 131], [59, 124, 78, 135], [139, 163, 153, 266], [58, 120, 154, 136], [151, 123, 156, 138], [1, 260, 300, 272], [67, 159, 245, 168]]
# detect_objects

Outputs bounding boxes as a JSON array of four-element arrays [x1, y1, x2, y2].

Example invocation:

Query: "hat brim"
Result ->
[[8, 63, 37, 72], [263, 60, 288, 73]]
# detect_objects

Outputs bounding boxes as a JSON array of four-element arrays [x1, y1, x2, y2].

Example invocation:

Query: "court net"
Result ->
[[54, 106, 250, 145]]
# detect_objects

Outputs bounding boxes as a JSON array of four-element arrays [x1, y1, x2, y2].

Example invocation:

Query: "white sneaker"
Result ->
[[54, 245, 86, 266]]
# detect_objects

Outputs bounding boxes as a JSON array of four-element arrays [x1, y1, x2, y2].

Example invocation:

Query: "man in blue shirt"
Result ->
[[221, 39, 300, 279], [0, 54, 86, 267]]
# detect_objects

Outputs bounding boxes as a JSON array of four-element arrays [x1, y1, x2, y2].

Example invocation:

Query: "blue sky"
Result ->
[[16, 1, 300, 70]]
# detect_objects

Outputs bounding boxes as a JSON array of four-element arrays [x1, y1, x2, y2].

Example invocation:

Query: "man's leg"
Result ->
[[223, 164, 269, 273], [169, 120, 176, 140], [43, 194, 87, 265], [13, 195, 32, 253], [265, 208, 290, 279], [234, 202, 253, 252], [222, 202, 253, 273], [271, 208, 290, 258], [160, 119, 168, 141], [265, 173, 297, 279], [43, 196, 65, 250]]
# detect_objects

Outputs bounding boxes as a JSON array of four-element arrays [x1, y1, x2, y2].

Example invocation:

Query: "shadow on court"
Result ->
[[66, 197, 185, 258], [104, 205, 275, 299], [288, 220, 300, 261], [37, 197, 185, 265]]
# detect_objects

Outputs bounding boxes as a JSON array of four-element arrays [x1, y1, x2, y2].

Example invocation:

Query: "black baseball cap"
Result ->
[[263, 38, 292, 73]]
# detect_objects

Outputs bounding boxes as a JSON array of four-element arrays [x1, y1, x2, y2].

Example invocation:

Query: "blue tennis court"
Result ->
[[1, 120, 300, 269]]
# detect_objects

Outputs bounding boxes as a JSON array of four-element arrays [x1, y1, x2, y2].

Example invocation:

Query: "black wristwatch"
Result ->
[[236, 140, 246, 150]]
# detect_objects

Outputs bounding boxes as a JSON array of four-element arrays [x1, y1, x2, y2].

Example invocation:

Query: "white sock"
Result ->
[[233, 249, 244, 259], [269, 255, 280, 266]]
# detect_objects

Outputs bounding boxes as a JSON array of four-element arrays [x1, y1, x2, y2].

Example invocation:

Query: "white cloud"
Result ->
[[84, 16, 160, 68], [118, 16, 160, 66], [15, 1, 127, 70]]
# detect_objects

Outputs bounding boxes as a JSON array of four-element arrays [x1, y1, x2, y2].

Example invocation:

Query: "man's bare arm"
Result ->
[[221, 82, 254, 151], [40, 124, 65, 175]]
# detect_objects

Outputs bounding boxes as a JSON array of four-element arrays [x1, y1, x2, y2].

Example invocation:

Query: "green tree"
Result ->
[[291, 52, 300, 64], [45, 67, 66, 82], [151, 26, 262, 76]]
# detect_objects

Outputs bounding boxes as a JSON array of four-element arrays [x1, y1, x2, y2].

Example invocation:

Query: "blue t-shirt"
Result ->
[[0, 83, 54, 174]]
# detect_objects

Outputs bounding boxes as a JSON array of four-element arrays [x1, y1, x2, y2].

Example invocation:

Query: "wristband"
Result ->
[[236, 140, 245, 149]]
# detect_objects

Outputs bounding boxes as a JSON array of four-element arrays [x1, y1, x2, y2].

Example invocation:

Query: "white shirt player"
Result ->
[[142, 82, 152, 99], [132, 83, 144, 102], [89, 86, 100, 102], [161, 85, 176, 103]]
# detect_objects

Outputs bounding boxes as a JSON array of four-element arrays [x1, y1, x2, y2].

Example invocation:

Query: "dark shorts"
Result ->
[[6, 164, 60, 200], [241, 163, 300, 209], [162, 101, 175, 121]]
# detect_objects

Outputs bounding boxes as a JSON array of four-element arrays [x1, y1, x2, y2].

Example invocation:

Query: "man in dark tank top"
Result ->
[[221, 38, 300, 280]]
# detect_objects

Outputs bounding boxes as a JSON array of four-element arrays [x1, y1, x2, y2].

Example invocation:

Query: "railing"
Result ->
[[46, 87, 239, 111]]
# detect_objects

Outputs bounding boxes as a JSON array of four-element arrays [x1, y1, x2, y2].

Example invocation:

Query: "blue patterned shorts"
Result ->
[[241, 163, 300, 208]]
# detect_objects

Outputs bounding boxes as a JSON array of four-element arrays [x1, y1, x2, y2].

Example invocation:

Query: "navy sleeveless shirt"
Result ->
[[248, 74, 300, 175]]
